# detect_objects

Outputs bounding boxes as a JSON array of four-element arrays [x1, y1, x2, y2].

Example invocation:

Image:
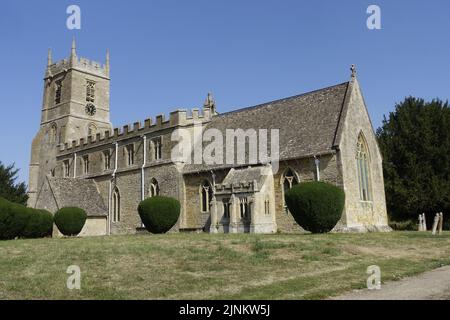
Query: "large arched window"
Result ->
[[149, 178, 160, 197], [282, 168, 299, 212], [200, 180, 213, 213], [356, 133, 372, 201], [112, 187, 121, 222]]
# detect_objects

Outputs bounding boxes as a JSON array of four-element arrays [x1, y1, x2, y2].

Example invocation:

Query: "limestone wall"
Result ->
[[334, 79, 390, 232]]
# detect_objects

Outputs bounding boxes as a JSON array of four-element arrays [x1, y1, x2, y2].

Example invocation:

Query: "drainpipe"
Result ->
[[73, 153, 77, 178], [109, 142, 119, 235], [314, 156, 320, 181], [140, 135, 147, 228], [141, 135, 147, 201]]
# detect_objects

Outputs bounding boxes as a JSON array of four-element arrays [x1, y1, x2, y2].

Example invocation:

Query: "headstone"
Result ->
[[422, 213, 427, 231], [438, 212, 443, 235], [432, 213, 439, 235], [418, 214, 423, 231]]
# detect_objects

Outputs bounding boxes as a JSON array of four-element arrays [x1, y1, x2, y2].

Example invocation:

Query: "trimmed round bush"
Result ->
[[138, 196, 180, 234], [21, 209, 54, 239], [285, 181, 345, 233], [54, 207, 87, 236], [0, 198, 29, 240]]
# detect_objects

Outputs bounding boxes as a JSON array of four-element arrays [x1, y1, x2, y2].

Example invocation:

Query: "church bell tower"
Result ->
[[28, 39, 113, 207]]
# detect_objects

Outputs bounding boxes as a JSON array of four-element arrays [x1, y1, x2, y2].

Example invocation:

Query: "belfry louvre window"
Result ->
[[126, 144, 134, 166], [83, 155, 89, 174], [55, 80, 62, 105], [356, 133, 372, 201], [86, 80, 95, 103]]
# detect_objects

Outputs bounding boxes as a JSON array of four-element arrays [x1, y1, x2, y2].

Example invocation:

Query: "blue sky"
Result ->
[[1, 0, 449, 184]]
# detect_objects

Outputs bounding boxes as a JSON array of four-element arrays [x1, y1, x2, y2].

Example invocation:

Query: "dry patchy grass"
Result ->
[[0, 232, 449, 299]]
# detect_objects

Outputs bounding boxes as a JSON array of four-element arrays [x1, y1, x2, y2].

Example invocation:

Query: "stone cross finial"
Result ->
[[351, 64, 357, 78]]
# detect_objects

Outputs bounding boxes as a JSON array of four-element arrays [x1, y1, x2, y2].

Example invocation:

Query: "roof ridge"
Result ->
[[217, 81, 350, 117]]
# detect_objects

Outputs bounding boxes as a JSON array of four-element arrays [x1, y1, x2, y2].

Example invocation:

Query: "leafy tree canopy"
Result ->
[[377, 97, 450, 223], [0, 162, 28, 205]]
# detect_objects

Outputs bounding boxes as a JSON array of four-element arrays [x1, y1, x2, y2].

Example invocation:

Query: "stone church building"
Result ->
[[28, 41, 390, 236]]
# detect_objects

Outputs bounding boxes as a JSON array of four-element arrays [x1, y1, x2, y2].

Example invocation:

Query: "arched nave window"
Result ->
[[149, 178, 160, 197], [282, 168, 299, 212], [112, 187, 121, 222], [200, 180, 213, 213], [356, 133, 372, 201]]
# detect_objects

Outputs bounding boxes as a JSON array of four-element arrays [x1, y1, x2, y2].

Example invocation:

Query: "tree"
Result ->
[[376, 97, 450, 225], [0, 162, 28, 205]]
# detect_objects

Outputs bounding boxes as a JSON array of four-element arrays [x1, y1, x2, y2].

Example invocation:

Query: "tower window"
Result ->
[[83, 155, 89, 174], [88, 124, 97, 137], [63, 160, 70, 177], [55, 80, 62, 105], [49, 123, 58, 144], [126, 144, 134, 166], [86, 80, 95, 103], [152, 137, 162, 161]]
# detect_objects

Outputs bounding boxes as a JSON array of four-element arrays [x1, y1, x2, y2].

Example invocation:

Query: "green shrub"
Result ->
[[54, 207, 87, 236], [21, 209, 54, 239], [0, 198, 29, 240], [138, 196, 180, 234], [285, 181, 345, 233], [389, 220, 416, 231]]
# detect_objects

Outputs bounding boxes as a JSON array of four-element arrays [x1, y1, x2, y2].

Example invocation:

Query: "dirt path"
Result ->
[[333, 266, 450, 300]]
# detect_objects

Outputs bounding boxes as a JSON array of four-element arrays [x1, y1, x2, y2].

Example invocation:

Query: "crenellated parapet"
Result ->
[[45, 38, 109, 79], [215, 180, 259, 195], [58, 106, 215, 155], [46, 56, 108, 79]]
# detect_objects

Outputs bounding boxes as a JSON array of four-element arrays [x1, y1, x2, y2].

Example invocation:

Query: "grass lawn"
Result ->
[[0, 231, 450, 299]]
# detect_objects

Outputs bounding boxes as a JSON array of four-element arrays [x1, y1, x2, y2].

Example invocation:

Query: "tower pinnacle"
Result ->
[[71, 37, 77, 57], [105, 49, 110, 76], [47, 48, 52, 67], [203, 92, 216, 115]]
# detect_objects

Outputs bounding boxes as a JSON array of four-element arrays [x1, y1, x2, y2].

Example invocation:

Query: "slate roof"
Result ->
[[184, 82, 350, 173], [47, 177, 108, 217]]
